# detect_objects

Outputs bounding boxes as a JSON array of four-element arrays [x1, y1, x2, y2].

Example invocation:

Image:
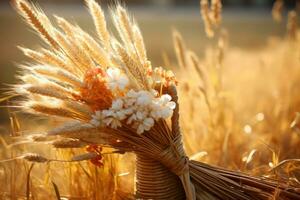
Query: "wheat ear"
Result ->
[[14, 0, 59, 50], [210, 0, 222, 25], [287, 11, 297, 41], [114, 5, 135, 45], [116, 44, 149, 90], [133, 25, 148, 64], [200, 0, 214, 38], [173, 30, 187, 69], [31, 65, 83, 88], [85, 0, 111, 50], [78, 29, 112, 68]]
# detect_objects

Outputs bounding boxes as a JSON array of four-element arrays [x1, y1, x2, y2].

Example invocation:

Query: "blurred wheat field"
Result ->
[[0, 5, 286, 122], [1, 1, 300, 199]]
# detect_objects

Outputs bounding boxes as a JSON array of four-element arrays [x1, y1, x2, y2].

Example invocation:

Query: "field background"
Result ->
[[1, 1, 300, 199], [0, 0, 288, 125]]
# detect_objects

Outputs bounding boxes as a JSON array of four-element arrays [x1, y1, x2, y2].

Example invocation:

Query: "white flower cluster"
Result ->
[[90, 89, 176, 134], [106, 67, 129, 91]]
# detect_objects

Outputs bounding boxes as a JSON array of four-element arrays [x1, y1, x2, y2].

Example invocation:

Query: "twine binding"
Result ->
[[135, 85, 196, 200]]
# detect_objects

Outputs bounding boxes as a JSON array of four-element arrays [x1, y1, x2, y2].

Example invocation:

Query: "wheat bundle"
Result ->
[[10, 0, 300, 199]]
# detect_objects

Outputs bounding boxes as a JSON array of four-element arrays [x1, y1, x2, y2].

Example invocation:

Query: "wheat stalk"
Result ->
[[173, 30, 187, 69], [287, 11, 297, 41], [26, 101, 86, 120], [210, 0, 222, 25], [200, 0, 214, 38], [24, 84, 73, 100], [51, 138, 87, 148], [272, 0, 284, 22], [31, 65, 83, 88]]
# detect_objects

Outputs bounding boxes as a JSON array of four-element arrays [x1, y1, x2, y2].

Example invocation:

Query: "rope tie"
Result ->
[[158, 137, 190, 176], [136, 84, 196, 200]]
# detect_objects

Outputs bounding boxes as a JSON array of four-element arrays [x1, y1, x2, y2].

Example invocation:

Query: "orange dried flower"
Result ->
[[86, 144, 103, 153], [79, 67, 113, 111], [90, 155, 104, 167], [86, 144, 104, 167], [148, 67, 178, 87]]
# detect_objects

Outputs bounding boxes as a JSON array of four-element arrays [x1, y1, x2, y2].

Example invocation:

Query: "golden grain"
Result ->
[[79, 30, 112, 68], [85, 0, 111, 50], [32, 65, 83, 88], [27, 101, 83, 120], [52, 138, 86, 148], [114, 5, 135, 45], [14, 0, 59, 49], [22, 153, 48, 163]]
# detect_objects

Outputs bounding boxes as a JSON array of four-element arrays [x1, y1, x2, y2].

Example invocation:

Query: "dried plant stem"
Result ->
[[287, 11, 297, 41], [173, 30, 187, 69], [200, 0, 214, 38], [26, 163, 35, 200], [272, 0, 284, 22], [210, 0, 222, 25]]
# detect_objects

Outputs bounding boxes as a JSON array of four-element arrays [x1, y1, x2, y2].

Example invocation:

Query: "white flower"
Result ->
[[126, 89, 138, 98], [136, 91, 153, 106], [123, 107, 135, 115], [101, 109, 122, 129], [150, 94, 176, 120], [137, 118, 154, 134], [90, 119, 101, 127], [159, 94, 172, 104], [126, 110, 147, 124], [90, 111, 103, 127], [115, 110, 127, 120], [111, 99, 123, 110], [136, 110, 147, 120], [103, 108, 127, 121], [103, 117, 122, 129], [127, 113, 137, 124], [143, 117, 154, 128], [124, 90, 138, 107], [102, 110, 114, 117], [92, 88, 176, 134], [106, 67, 129, 90], [160, 107, 174, 119], [150, 89, 158, 97], [150, 109, 160, 120]]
